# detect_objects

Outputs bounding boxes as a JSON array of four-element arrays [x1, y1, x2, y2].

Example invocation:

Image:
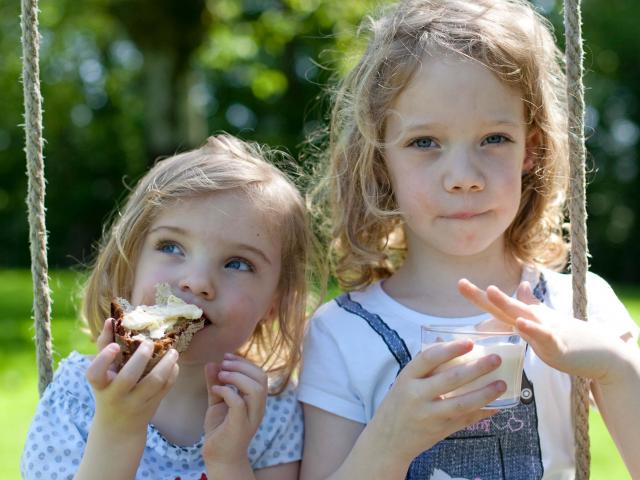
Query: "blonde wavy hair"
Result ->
[[319, 0, 570, 290], [82, 134, 313, 392]]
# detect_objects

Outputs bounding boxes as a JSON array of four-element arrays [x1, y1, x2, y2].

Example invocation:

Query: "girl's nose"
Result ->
[[179, 269, 215, 301], [443, 149, 485, 193]]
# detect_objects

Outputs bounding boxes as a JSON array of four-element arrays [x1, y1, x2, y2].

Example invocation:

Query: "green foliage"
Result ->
[[2, 0, 640, 282]]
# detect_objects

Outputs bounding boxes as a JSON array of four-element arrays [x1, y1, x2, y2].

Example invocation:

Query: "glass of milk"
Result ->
[[421, 324, 526, 408]]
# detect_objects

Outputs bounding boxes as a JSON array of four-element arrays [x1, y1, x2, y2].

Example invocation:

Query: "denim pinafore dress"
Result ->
[[334, 277, 547, 480]]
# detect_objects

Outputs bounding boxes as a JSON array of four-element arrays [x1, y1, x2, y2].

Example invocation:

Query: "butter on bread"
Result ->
[[112, 283, 207, 374]]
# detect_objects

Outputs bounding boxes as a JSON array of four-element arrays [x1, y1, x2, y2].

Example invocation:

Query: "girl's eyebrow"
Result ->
[[403, 119, 521, 130], [479, 119, 522, 128], [233, 243, 272, 265], [401, 121, 446, 133], [149, 225, 187, 235]]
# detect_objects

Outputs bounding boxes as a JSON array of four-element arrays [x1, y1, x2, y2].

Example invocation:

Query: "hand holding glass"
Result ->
[[421, 324, 526, 408]]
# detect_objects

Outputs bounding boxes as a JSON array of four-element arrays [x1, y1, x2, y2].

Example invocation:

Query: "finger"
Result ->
[[96, 319, 115, 351], [458, 279, 515, 325], [137, 349, 179, 401], [403, 340, 474, 379], [218, 370, 267, 427], [210, 384, 248, 425], [221, 355, 267, 386], [86, 343, 120, 390], [485, 285, 537, 323], [205, 363, 224, 406], [110, 340, 155, 394], [428, 351, 502, 398], [432, 380, 506, 417], [155, 363, 180, 399], [474, 317, 513, 333], [443, 406, 501, 437], [516, 281, 540, 305], [515, 317, 557, 351]]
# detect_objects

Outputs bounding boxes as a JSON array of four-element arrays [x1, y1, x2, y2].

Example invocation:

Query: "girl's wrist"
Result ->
[[597, 339, 639, 387], [347, 418, 415, 477], [92, 413, 148, 444]]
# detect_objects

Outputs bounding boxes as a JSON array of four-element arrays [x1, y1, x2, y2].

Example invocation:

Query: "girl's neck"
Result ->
[[151, 361, 210, 446], [383, 239, 522, 317]]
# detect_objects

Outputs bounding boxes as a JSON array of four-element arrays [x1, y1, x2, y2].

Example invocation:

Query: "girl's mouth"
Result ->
[[445, 210, 486, 220]]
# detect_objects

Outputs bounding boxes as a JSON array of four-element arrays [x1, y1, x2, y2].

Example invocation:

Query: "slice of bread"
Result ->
[[111, 284, 207, 375]]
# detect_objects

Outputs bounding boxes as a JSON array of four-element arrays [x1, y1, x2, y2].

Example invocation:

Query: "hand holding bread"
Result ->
[[85, 318, 180, 437]]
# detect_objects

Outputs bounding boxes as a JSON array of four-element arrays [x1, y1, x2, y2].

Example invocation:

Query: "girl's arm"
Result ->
[[590, 338, 640, 476], [74, 421, 147, 480], [300, 341, 507, 480], [300, 406, 366, 479], [254, 461, 299, 480], [75, 320, 179, 480], [459, 279, 640, 478]]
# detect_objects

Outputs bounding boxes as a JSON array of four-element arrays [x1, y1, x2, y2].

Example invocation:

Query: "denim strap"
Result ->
[[334, 293, 412, 371]]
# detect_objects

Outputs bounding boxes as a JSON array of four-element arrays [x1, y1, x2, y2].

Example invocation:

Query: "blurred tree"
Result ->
[[108, 0, 210, 158], [1, 0, 639, 283]]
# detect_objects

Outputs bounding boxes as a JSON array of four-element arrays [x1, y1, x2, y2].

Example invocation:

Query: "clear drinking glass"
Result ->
[[421, 324, 526, 408]]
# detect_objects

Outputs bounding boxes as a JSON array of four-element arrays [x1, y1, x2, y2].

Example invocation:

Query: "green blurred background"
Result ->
[[1, 0, 639, 478]]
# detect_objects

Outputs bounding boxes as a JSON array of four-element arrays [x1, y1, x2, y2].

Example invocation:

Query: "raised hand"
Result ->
[[368, 339, 506, 464], [76, 319, 180, 480], [202, 353, 268, 472], [85, 318, 180, 434], [458, 278, 627, 384]]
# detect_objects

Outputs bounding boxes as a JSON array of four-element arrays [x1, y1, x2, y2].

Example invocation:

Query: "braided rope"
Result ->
[[21, 0, 53, 396], [563, 0, 591, 477]]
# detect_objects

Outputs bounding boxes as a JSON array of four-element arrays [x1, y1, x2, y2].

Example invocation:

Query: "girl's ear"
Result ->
[[523, 129, 542, 173]]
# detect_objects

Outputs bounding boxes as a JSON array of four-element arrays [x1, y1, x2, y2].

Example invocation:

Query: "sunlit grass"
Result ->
[[1, 270, 637, 479]]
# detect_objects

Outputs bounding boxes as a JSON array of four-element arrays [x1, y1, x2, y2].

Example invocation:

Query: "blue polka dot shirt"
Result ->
[[21, 352, 303, 479]]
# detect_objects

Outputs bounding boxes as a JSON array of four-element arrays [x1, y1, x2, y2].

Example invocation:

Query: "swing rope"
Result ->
[[21, 0, 53, 397], [563, 0, 591, 478], [20, 0, 593, 473]]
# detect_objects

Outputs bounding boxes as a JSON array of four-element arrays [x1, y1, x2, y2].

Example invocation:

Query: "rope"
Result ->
[[21, 0, 53, 396], [563, 0, 591, 477]]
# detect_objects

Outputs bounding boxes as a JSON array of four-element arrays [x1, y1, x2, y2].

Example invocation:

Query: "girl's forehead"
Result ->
[[150, 191, 283, 246], [388, 54, 525, 126], [155, 190, 269, 224]]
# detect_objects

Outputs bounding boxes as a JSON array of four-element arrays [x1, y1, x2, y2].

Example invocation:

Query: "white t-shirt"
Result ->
[[299, 267, 638, 480], [21, 352, 303, 480]]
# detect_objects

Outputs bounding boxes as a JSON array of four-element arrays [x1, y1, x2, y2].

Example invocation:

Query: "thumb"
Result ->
[[97, 318, 115, 351], [86, 343, 119, 390], [516, 281, 539, 305]]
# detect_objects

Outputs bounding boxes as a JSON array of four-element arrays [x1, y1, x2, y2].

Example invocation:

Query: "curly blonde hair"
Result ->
[[82, 134, 313, 392], [318, 0, 570, 290]]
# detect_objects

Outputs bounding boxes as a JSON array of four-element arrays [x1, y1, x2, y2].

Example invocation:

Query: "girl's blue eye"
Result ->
[[157, 242, 183, 256], [413, 138, 436, 149], [483, 134, 509, 145], [225, 259, 254, 272]]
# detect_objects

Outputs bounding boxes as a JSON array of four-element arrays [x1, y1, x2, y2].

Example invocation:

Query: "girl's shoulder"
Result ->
[[539, 267, 619, 300], [250, 382, 303, 468], [538, 267, 638, 338], [310, 282, 383, 325], [43, 351, 94, 407], [264, 382, 301, 425]]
